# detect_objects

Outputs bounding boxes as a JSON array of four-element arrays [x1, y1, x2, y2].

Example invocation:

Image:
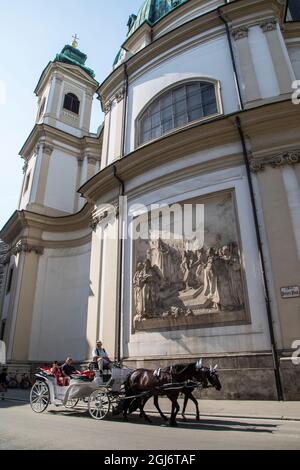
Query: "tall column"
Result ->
[[87, 155, 98, 180], [82, 89, 94, 132], [44, 73, 63, 126], [281, 160, 300, 260], [86, 219, 104, 360], [232, 26, 261, 103], [4, 243, 43, 361], [10, 245, 43, 361], [260, 20, 295, 95], [74, 157, 84, 212], [101, 108, 111, 169]]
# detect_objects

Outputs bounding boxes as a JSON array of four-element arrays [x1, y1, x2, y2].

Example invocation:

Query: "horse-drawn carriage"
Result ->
[[30, 364, 132, 420], [30, 360, 222, 424]]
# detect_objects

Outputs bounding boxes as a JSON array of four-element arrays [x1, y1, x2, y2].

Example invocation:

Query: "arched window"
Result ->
[[63, 93, 80, 114], [138, 81, 219, 146]]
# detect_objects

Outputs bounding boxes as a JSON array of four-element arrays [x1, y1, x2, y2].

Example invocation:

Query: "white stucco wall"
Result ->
[[29, 244, 91, 362], [44, 149, 77, 213], [125, 36, 240, 153]]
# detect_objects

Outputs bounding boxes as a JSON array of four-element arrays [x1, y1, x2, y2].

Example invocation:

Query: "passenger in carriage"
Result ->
[[50, 361, 60, 375], [51, 361, 68, 386], [61, 357, 77, 380], [92, 340, 112, 374]]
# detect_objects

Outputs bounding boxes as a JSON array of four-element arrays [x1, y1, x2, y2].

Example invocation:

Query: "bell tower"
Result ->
[[18, 39, 100, 216], [35, 37, 97, 138]]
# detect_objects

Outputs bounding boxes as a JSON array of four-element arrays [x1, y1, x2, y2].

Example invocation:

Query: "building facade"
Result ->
[[1, 0, 300, 399]]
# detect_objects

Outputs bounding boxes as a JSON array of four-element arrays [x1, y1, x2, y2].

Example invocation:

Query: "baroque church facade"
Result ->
[[1, 0, 300, 399]]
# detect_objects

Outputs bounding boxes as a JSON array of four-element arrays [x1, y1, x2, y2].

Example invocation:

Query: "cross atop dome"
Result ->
[[71, 34, 79, 49]]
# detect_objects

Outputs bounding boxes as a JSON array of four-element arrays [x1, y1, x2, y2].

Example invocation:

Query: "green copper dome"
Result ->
[[128, 0, 189, 36], [113, 0, 189, 66], [54, 45, 95, 78]]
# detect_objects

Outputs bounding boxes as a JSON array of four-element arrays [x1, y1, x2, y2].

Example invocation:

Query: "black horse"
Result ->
[[122, 361, 222, 426]]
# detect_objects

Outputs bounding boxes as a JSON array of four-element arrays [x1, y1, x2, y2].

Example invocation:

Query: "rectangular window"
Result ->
[[23, 172, 31, 194], [6, 267, 14, 294], [286, 0, 300, 21]]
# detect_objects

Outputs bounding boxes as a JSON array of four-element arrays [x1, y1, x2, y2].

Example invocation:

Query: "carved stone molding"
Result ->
[[22, 161, 29, 174], [250, 151, 300, 173], [41, 144, 54, 156], [260, 20, 277, 33], [104, 86, 126, 113], [90, 211, 109, 231], [115, 87, 126, 103], [87, 156, 98, 165], [52, 72, 64, 85], [232, 27, 249, 41], [104, 99, 113, 115], [10, 242, 44, 257]]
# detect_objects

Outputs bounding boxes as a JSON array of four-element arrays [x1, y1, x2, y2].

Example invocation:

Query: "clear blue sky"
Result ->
[[0, 0, 142, 228]]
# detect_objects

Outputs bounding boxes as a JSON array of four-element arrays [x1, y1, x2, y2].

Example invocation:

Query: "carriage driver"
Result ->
[[92, 340, 111, 373]]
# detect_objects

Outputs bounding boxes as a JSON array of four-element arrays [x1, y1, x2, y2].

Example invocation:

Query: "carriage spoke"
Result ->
[[88, 391, 110, 420], [30, 382, 50, 413]]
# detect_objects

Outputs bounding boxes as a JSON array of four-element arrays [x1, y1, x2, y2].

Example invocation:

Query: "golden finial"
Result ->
[[71, 34, 79, 49]]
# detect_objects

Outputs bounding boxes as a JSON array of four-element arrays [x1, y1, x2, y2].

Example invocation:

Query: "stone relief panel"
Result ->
[[132, 190, 249, 332]]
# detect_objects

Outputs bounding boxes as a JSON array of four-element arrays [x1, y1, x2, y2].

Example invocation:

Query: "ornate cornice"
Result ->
[[232, 27, 249, 41], [260, 20, 277, 33], [250, 151, 300, 173]]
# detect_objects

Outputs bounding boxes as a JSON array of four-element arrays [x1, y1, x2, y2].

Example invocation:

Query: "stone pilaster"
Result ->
[[34, 143, 54, 207], [232, 26, 261, 103], [260, 19, 295, 95]]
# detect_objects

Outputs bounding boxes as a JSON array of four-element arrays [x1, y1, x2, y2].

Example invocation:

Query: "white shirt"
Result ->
[[92, 348, 108, 359]]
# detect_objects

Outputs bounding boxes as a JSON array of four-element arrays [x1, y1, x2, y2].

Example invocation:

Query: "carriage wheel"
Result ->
[[64, 398, 79, 409], [30, 381, 50, 413], [88, 390, 110, 420]]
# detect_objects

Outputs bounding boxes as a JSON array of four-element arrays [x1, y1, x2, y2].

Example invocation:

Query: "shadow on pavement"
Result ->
[[0, 398, 29, 409], [46, 407, 277, 434]]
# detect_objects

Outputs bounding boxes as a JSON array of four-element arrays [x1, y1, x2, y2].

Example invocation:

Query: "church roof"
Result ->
[[54, 45, 95, 78], [113, 0, 189, 66], [128, 0, 189, 36]]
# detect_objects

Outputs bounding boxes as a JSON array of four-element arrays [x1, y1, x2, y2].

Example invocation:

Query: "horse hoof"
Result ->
[[169, 422, 178, 427]]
